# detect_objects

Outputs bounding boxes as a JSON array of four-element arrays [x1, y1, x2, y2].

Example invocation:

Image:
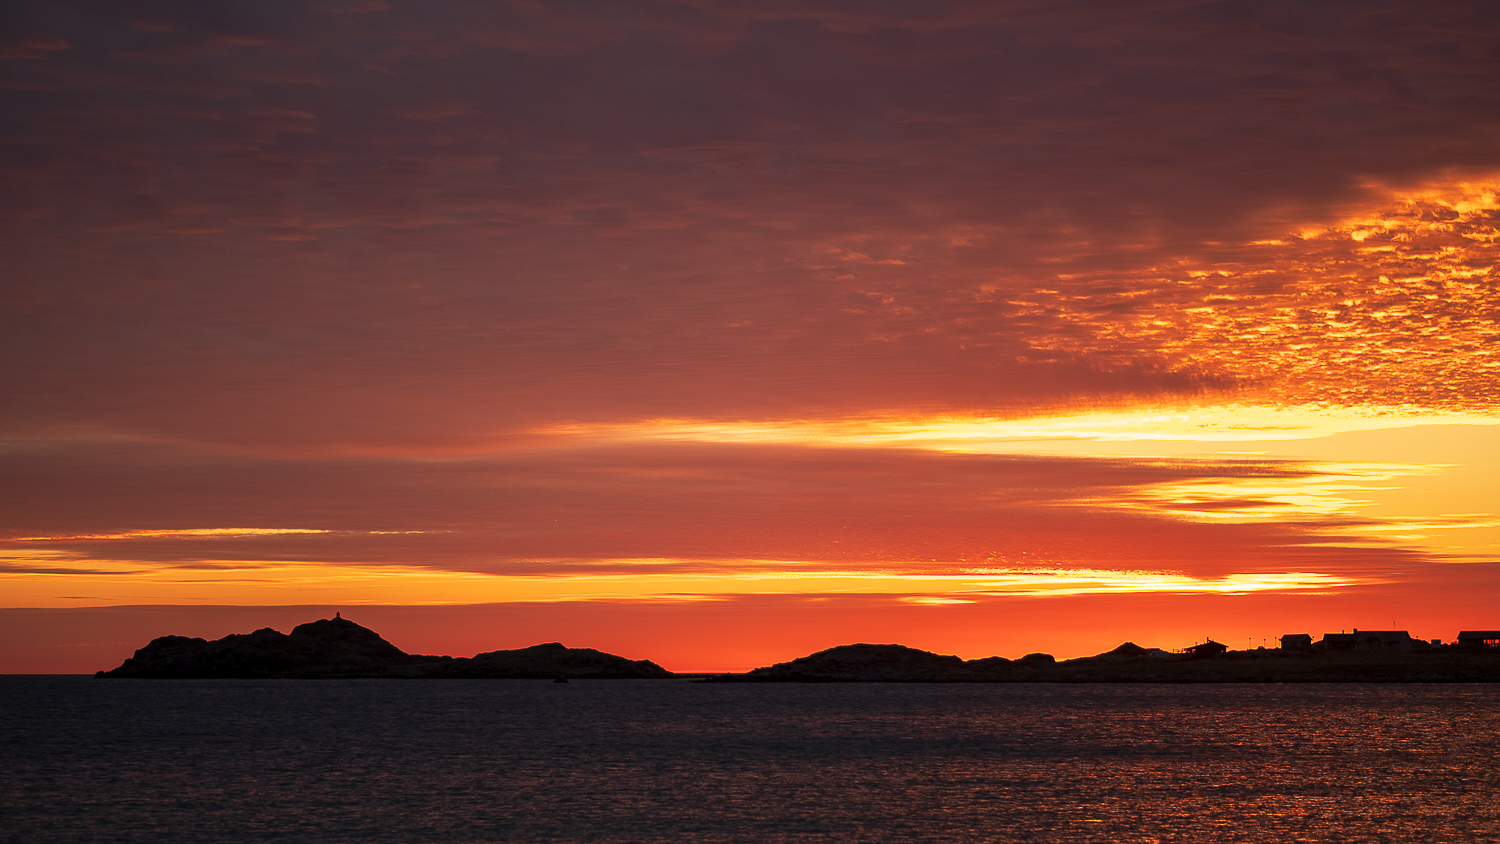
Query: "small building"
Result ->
[[1457, 631, 1500, 648], [1182, 640, 1228, 659], [1315, 629, 1416, 652], [1279, 633, 1313, 652], [1352, 630, 1417, 652], [1316, 632, 1357, 651]]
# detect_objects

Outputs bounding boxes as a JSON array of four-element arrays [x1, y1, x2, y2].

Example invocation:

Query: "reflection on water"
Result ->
[[3, 678, 1498, 843]]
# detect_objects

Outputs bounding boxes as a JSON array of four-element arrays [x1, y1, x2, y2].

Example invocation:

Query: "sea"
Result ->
[[2, 677, 1498, 843]]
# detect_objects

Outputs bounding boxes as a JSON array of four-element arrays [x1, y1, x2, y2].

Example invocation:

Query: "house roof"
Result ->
[[1320, 630, 1411, 643], [1355, 630, 1413, 642]]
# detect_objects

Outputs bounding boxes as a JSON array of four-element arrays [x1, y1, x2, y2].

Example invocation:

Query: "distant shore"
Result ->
[[705, 645, 1500, 684], [94, 616, 1500, 682]]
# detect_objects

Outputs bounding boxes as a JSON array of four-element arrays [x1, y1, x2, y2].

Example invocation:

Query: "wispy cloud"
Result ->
[[0, 551, 1365, 609], [534, 405, 1500, 453], [13, 528, 332, 541], [0, 434, 1471, 610]]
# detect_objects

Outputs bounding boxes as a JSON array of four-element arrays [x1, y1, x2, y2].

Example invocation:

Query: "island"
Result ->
[[95, 614, 673, 679]]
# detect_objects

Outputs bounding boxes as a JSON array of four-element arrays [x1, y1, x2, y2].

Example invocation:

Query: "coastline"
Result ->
[[89, 615, 1500, 683], [702, 650, 1500, 684]]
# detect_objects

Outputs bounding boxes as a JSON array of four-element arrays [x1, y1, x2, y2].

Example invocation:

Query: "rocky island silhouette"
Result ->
[[95, 614, 672, 679], [98, 616, 1500, 682]]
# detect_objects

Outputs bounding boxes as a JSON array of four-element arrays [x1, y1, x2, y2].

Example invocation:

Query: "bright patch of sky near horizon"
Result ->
[[2, 0, 1500, 668]]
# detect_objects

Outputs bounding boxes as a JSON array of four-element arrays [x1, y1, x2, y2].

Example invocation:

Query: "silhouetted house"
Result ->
[[1182, 640, 1228, 659], [1279, 634, 1313, 652], [1457, 631, 1500, 648], [1316, 633, 1357, 651], [1353, 630, 1417, 652]]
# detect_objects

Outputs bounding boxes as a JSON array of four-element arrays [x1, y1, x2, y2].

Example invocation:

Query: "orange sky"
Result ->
[[3, 1, 1499, 672]]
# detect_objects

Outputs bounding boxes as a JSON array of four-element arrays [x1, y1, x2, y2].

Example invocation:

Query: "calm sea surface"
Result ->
[[2, 677, 1498, 843]]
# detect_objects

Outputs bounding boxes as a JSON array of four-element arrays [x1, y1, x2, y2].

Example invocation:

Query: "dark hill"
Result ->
[[746, 643, 970, 681], [96, 616, 672, 679], [421, 642, 672, 679], [726, 643, 1062, 681], [733, 643, 1043, 682], [1100, 641, 1151, 659]]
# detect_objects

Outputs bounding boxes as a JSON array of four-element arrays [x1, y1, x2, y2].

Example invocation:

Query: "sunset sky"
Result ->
[[4, 0, 1500, 672]]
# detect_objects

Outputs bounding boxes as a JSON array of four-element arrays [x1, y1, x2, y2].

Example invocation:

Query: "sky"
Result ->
[[3, 0, 1500, 672]]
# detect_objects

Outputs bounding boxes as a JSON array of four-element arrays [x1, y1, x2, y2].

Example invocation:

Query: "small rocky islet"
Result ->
[[96, 616, 1500, 682]]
